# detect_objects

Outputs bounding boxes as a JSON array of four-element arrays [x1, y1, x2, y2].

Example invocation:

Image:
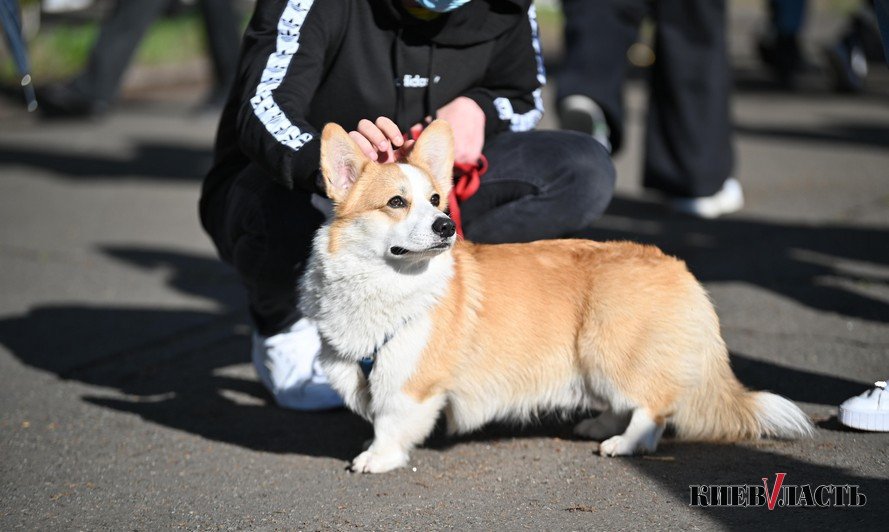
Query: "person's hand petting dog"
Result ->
[[350, 97, 485, 167], [349, 117, 414, 163]]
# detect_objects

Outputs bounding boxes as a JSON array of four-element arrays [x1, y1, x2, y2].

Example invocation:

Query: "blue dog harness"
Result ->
[[358, 318, 412, 379], [359, 356, 375, 379]]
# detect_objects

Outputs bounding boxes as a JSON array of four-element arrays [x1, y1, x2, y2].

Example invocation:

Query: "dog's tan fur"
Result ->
[[405, 238, 764, 440]]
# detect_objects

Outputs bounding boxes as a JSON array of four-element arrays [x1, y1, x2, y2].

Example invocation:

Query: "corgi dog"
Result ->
[[300, 120, 813, 474]]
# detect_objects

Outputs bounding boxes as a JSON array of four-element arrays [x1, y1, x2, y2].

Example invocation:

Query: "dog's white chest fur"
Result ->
[[300, 226, 452, 360]]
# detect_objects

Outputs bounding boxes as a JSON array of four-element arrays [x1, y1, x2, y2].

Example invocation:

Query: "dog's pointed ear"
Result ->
[[321, 123, 369, 204], [408, 119, 455, 196]]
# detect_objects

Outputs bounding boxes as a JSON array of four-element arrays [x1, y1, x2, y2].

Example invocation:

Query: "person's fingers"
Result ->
[[409, 123, 424, 140], [374, 117, 404, 147], [357, 119, 389, 152], [349, 130, 378, 161]]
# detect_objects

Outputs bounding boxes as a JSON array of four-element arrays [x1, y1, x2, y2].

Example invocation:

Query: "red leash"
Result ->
[[449, 155, 487, 238]]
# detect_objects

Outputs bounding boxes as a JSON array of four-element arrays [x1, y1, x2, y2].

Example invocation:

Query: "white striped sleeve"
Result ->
[[248, 0, 317, 152], [492, 4, 546, 132]]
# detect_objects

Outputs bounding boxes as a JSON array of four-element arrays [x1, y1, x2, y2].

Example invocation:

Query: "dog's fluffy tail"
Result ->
[[671, 347, 814, 441]]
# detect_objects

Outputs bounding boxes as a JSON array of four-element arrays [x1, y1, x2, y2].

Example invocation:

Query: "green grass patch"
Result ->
[[1, 12, 206, 84], [536, 3, 564, 28]]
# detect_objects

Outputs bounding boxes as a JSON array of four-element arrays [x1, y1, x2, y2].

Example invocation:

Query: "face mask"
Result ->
[[414, 0, 472, 13]]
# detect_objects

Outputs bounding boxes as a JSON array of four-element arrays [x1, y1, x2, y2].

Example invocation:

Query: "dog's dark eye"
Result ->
[[430, 194, 440, 207], [387, 196, 407, 209]]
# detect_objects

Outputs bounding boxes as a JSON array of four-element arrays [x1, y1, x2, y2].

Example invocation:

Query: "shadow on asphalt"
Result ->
[[0, 246, 372, 461], [624, 442, 888, 529], [0, 201, 886, 525], [0, 141, 212, 181], [729, 64, 889, 102], [735, 122, 889, 150], [577, 195, 889, 324]]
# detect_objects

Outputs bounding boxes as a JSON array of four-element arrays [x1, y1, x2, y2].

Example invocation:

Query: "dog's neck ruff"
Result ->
[[302, 225, 454, 360], [359, 316, 413, 379]]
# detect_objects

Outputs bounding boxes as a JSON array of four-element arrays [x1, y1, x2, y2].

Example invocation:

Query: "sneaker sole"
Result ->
[[838, 406, 889, 431]]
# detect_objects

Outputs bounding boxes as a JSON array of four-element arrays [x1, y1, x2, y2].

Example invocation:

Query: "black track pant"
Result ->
[[200, 130, 615, 336], [557, 0, 734, 198], [72, 0, 241, 104]]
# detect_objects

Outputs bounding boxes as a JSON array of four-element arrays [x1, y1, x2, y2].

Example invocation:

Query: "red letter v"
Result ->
[[762, 473, 787, 510]]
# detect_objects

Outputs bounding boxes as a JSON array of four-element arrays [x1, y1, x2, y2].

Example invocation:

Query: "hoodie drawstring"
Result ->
[[426, 43, 436, 120], [393, 28, 404, 126]]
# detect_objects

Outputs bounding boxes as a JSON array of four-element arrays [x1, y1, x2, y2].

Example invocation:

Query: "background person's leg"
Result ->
[[878, 0, 889, 61], [197, 0, 242, 99], [39, 0, 170, 116], [643, 0, 735, 199], [770, 0, 808, 36], [71, 0, 170, 105], [758, 0, 808, 86], [459, 130, 615, 244], [556, 0, 647, 153]]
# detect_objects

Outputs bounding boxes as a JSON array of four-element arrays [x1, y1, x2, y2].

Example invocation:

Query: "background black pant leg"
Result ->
[[557, 0, 646, 153], [198, 0, 242, 92], [460, 131, 615, 244], [643, 0, 735, 198], [72, 0, 169, 103]]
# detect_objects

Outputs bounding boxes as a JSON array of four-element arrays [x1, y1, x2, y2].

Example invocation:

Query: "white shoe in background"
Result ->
[[668, 178, 745, 219], [251, 318, 344, 411], [42, 0, 93, 13], [839, 380, 889, 432]]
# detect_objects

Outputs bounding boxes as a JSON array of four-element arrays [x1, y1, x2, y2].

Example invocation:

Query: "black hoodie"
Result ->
[[201, 0, 544, 208]]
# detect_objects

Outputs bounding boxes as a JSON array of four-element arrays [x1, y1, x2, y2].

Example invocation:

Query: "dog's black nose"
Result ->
[[432, 217, 456, 238]]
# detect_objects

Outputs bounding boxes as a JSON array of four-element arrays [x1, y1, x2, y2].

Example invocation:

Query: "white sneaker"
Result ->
[[251, 318, 344, 411], [838, 380, 889, 432], [669, 178, 744, 219]]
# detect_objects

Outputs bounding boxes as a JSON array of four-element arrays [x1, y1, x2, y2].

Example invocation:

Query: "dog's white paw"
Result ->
[[574, 417, 619, 441], [350, 449, 408, 474], [599, 435, 639, 457]]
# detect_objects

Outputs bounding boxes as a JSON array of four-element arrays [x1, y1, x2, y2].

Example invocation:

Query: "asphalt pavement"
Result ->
[[1, 4, 888, 530]]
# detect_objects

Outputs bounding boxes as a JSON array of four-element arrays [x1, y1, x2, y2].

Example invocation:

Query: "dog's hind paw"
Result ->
[[350, 448, 409, 473]]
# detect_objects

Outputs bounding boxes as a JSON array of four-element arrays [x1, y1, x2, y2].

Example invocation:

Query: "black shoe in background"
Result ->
[[757, 33, 805, 89], [192, 86, 230, 117], [37, 82, 108, 119]]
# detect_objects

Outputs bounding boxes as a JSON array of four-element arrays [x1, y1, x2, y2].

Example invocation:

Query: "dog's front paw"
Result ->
[[350, 448, 408, 473], [599, 435, 642, 457]]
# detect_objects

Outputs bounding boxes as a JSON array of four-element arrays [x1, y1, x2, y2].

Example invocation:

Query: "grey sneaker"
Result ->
[[558, 95, 612, 153]]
